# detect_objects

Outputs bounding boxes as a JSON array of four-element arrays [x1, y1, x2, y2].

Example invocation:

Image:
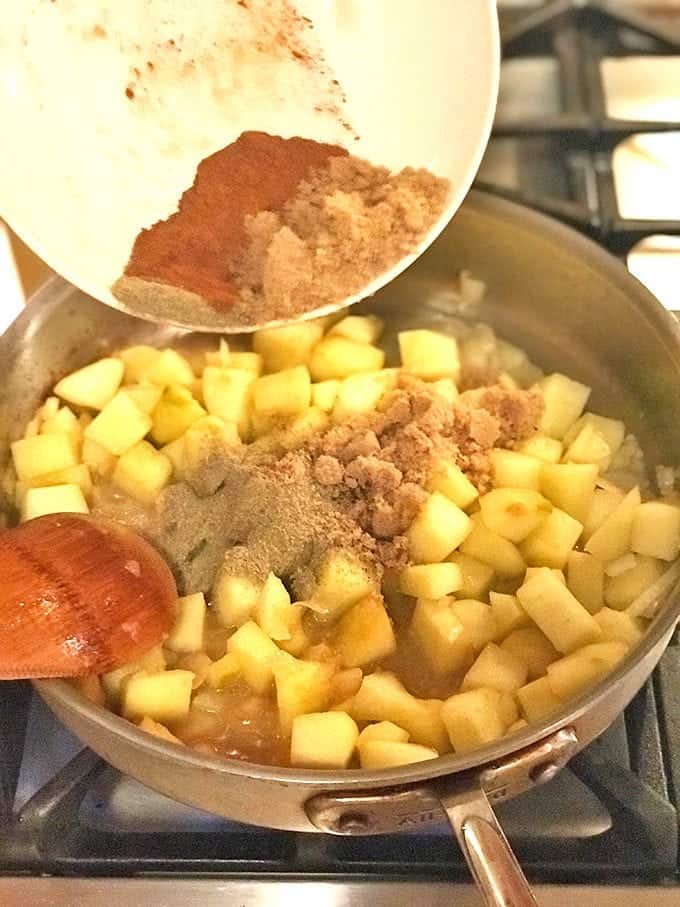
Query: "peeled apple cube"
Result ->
[[254, 573, 295, 640], [489, 592, 531, 641], [137, 716, 184, 746], [252, 366, 311, 417], [121, 670, 194, 723], [585, 486, 641, 562], [328, 315, 384, 345], [112, 440, 172, 505], [501, 627, 559, 681], [516, 676, 563, 723], [432, 378, 459, 403], [517, 568, 602, 654], [604, 555, 664, 610], [84, 391, 152, 455], [202, 367, 254, 437], [490, 449, 542, 490], [253, 321, 324, 372], [351, 672, 449, 752], [398, 329, 461, 382], [407, 492, 472, 564], [582, 487, 625, 540], [517, 434, 563, 464], [165, 593, 207, 654], [459, 515, 526, 577], [309, 337, 385, 381], [290, 712, 359, 768], [54, 357, 124, 410], [462, 643, 528, 693], [213, 572, 261, 628], [448, 553, 495, 600], [547, 642, 629, 700], [228, 352, 264, 376], [82, 437, 117, 478], [359, 740, 438, 769], [311, 551, 377, 618], [631, 501, 680, 561], [332, 595, 397, 668], [205, 652, 242, 690], [332, 371, 396, 420], [227, 621, 281, 693], [540, 462, 598, 523], [427, 460, 478, 509], [11, 433, 79, 481], [102, 645, 166, 704], [118, 345, 161, 384], [566, 551, 605, 614], [144, 348, 195, 387], [123, 384, 164, 415], [398, 562, 463, 599], [594, 608, 644, 646], [479, 488, 552, 542], [24, 463, 93, 497], [410, 597, 471, 675], [539, 373, 591, 439], [519, 507, 583, 570], [311, 380, 340, 413], [358, 721, 410, 744], [274, 658, 335, 735], [150, 385, 206, 445], [449, 599, 497, 652], [21, 483, 89, 522], [441, 687, 507, 754], [563, 413, 625, 471]]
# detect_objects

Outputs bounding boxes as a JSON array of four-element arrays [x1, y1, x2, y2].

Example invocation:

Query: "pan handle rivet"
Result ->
[[337, 811, 370, 833], [529, 761, 560, 786]]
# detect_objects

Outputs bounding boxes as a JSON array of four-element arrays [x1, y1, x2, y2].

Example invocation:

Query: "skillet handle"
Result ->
[[441, 785, 538, 907]]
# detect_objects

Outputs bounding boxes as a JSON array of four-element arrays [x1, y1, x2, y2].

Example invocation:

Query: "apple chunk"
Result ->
[[479, 488, 552, 542], [55, 357, 124, 410]]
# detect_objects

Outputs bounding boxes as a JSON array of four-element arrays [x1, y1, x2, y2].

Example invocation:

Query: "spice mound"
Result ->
[[113, 131, 450, 328]]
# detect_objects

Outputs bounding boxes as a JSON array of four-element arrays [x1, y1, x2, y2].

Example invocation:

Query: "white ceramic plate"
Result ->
[[0, 1, 499, 330]]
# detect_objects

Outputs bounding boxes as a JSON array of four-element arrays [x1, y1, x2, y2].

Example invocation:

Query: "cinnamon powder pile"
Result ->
[[113, 132, 450, 327]]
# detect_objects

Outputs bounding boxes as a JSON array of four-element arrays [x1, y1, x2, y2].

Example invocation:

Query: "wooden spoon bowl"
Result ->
[[0, 514, 177, 679]]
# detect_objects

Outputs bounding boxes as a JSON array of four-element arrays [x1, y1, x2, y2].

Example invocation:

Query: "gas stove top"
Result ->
[[1, 2, 680, 904]]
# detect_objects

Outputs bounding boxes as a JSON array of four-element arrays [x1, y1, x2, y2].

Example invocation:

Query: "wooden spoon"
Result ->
[[0, 513, 177, 680]]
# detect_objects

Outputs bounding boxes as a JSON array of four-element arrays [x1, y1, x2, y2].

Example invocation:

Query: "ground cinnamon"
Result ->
[[120, 131, 346, 306]]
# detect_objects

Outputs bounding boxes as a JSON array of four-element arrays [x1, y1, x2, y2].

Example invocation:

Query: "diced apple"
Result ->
[[311, 380, 340, 413], [547, 642, 629, 700], [118, 346, 161, 384], [398, 563, 462, 599], [137, 716, 184, 745], [252, 366, 311, 417], [333, 595, 396, 668], [448, 553, 495, 599], [11, 433, 79, 481], [479, 488, 552, 542], [631, 501, 680, 561], [24, 463, 92, 498], [332, 371, 396, 420], [359, 740, 438, 768], [328, 315, 384, 345], [253, 321, 325, 372], [462, 643, 528, 693], [202, 366, 254, 437], [150, 385, 206, 445], [205, 652, 242, 689], [121, 670, 194, 723], [165, 593, 206, 654], [460, 515, 526, 577], [252, 573, 297, 640], [310, 551, 378, 618], [227, 621, 282, 693], [524, 567, 566, 584], [427, 460, 478, 509], [490, 592, 531, 640], [182, 416, 239, 471], [441, 687, 508, 753], [82, 437, 117, 478], [290, 711, 359, 769], [490, 449, 542, 490], [358, 721, 410, 744], [585, 486, 641, 562], [582, 487, 626, 540], [539, 373, 591, 439], [432, 378, 459, 403], [450, 600, 497, 652], [112, 440, 172, 504], [517, 568, 602, 654], [407, 492, 472, 564], [101, 645, 166, 704], [398, 329, 460, 382], [144, 348, 195, 387], [274, 658, 335, 734], [604, 555, 665, 610], [541, 462, 597, 523], [517, 434, 563, 464], [123, 384, 164, 414], [351, 672, 450, 752], [563, 413, 625, 471], [213, 573, 261, 628], [85, 391, 152, 454], [204, 339, 231, 369], [605, 553, 637, 577], [410, 597, 472, 674], [282, 406, 330, 443], [309, 337, 385, 381], [228, 352, 264, 376], [501, 627, 559, 680], [566, 551, 605, 614], [21, 483, 89, 522], [520, 507, 582, 569], [517, 676, 563, 723], [54, 357, 124, 410], [594, 608, 644, 647]]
